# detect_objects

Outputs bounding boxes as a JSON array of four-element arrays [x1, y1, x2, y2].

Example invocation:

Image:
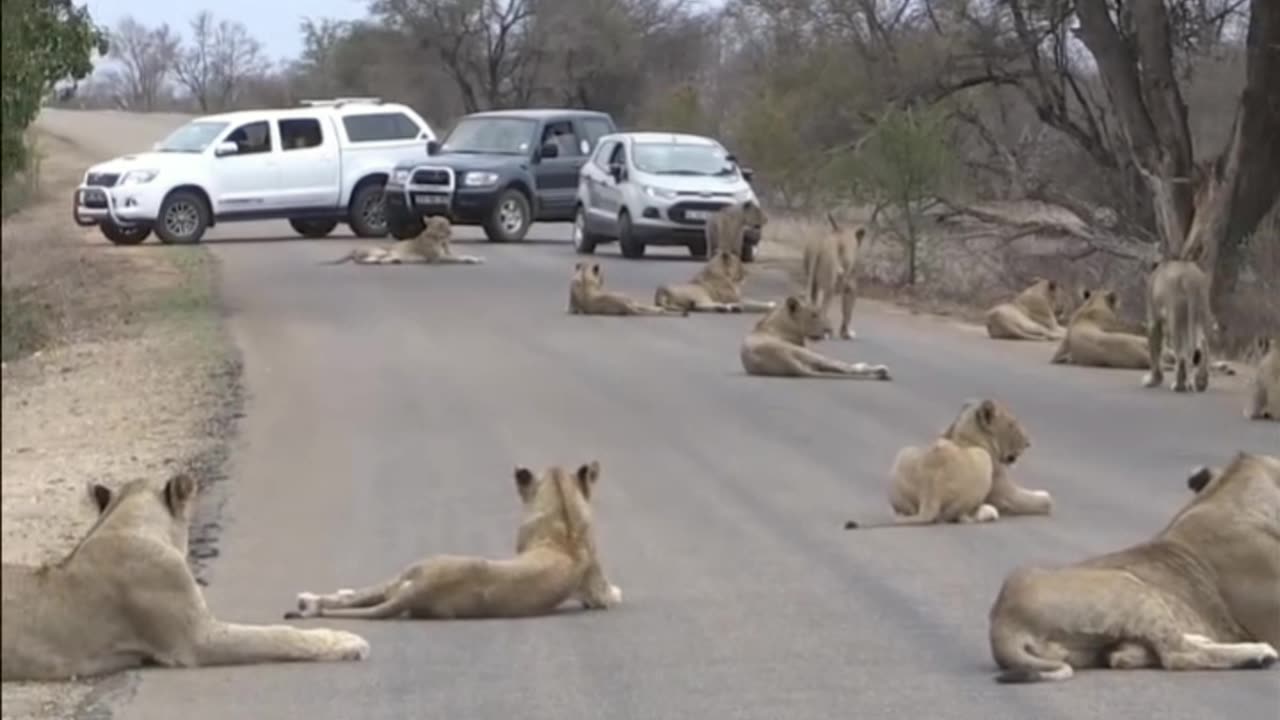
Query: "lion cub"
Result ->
[[285, 462, 622, 620], [988, 452, 1280, 683], [802, 213, 866, 340], [844, 399, 1051, 529], [740, 294, 891, 379], [2, 475, 368, 681], [569, 261, 687, 316], [1050, 288, 1149, 368], [654, 248, 776, 313], [1246, 337, 1279, 420], [705, 201, 767, 258], [985, 278, 1066, 341], [323, 217, 485, 265]]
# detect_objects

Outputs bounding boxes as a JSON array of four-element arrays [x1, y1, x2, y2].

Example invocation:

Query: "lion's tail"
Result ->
[[319, 250, 358, 265], [989, 624, 1074, 684]]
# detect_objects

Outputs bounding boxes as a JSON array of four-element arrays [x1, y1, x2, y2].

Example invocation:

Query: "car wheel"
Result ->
[[99, 222, 151, 245], [389, 217, 426, 240], [155, 190, 210, 245], [618, 211, 645, 259], [687, 233, 708, 259], [289, 218, 339, 238], [484, 189, 532, 243], [571, 205, 598, 255], [348, 183, 389, 238]]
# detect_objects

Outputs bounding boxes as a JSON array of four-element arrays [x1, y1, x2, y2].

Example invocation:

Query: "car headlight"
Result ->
[[643, 185, 678, 200], [391, 169, 410, 185], [120, 170, 158, 185], [463, 172, 499, 187]]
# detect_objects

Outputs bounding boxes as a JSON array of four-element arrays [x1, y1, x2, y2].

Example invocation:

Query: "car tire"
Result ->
[[289, 218, 339, 238], [687, 233, 708, 259], [155, 190, 210, 245], [389, 216, 426, 240], [99, 222, 151, 246], [618, 210, 645, 259], [571, 205, 599, 255], [484, 189, 532, 243], [348, 183, 389, 238]]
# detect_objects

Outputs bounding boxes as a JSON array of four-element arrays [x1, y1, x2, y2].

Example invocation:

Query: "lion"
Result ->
[[987, 452, 1280, 683], [654, 248, 776, 314], [284, 462, 622, 621], [569, 261, 687, 317], [802, 213, 867, 340], [843, 399, 1051, 529], [740, 294, 891, 379], [705, 201, 767, 259], [1245, 337, 1279, 420], [985, 278, 1067, 342], [1142, 259, 1216, 392], [1049, 288, 1150, 368], [0, 474, 369, 681], [323, 217, 484, 265]]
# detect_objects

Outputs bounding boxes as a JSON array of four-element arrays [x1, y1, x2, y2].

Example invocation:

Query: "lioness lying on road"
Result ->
[[285, 462, 622, 620], [570, 261, 687, 317], [844, 399, 1051, 529], [740, 295, 891, 379], [0, 475, 369, 681], [802, 213, 866, 340], [1050, 288, 1149, 368], [1246, 337, 1279, 420], [988, 452, 1280, 683], [985, 278, 1066, 342], [1142, 259, 1216, 392], [654, 248, 775, 314], [323, 217, 485, 265]]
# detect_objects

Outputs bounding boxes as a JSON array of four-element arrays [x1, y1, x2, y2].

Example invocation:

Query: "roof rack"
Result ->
[[299, 97, 384, 108]]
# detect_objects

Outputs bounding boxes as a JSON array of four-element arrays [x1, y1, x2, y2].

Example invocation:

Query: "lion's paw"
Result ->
[[1236, 643, 1278, 670], [607, 584, 623, 606], [839, 329, 857, 340], [974, 504, 1000, 523], [311, 629, 370, 662], [1141, 371, 1162, 388], [287, 592, 321, 619], [875, 365, 892, 381]]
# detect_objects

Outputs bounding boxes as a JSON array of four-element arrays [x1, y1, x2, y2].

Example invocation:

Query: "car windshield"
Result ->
[[632, 142, 736, 176], [155, 121, 230, 153], [440, 117, 537, 155]]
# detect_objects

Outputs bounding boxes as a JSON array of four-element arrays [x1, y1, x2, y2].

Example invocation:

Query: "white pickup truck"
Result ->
[[72, 98, 436, 245]]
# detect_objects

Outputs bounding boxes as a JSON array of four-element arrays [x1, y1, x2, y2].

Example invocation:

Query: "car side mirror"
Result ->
[[741, 167, 755, 183], [608, 163, 626, 183], [213, 141, 239, 157], [725, 153, 739, 165], [540, 142, 560, 159], [426, 139, 440, 156]]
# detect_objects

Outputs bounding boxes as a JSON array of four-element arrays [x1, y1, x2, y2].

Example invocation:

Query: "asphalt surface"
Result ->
[[100, 217, 1278, 720]]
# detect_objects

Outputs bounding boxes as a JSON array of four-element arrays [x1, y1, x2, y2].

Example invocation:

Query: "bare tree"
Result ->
[[106, 16, 179, 111], [174, 11, 267, 112]]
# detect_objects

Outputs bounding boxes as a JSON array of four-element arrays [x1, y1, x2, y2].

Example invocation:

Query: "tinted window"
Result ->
[[608, 142, 626, 166], [541, 120, 584, 157], [579, 118, 613, 149], [279, 118, 323, 151], [224, 120, 272, 155], [342, 112, 420, 142], [592, 140, 617, 169]]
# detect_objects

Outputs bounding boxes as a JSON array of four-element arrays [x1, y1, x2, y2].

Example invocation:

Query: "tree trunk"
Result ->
[[903, 208, 917, 286]]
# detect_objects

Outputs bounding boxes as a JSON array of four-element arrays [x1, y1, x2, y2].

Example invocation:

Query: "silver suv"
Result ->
[[572, 132, 763, 261]]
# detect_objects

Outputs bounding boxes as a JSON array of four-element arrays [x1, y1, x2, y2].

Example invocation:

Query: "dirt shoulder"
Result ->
[[1, 111, 239, 718]]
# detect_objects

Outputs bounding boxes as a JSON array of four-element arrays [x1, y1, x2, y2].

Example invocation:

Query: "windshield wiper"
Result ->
[[656, 170, 709, 176]]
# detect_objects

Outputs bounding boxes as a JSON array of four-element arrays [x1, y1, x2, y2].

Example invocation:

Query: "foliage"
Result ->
[[1, 0, 106, 180]]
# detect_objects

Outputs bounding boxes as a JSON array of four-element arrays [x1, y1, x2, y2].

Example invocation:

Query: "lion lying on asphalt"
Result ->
[[0, 474, 369, 681], [988, 451, 1280, 683], [285, 462, 622, 620], [569, 261, 687, 317], [985, 278, 1066, 342], [802, 213, 866, 340], [1142, 259, 1216, 392], [843, 399, 1051, 529], [740, 295, 891, 379], [323, 217, 485, 265], [654, 248, 775, 313], [1050, 288, 1149, 368], [1246, 337, 1279, 420]]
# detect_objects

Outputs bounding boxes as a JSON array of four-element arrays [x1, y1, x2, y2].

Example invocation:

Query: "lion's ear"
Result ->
[[591, 263, 601, 276], [786, 295, 800, 313], [854, 227, 866, 243], [575, 461, 600, 498], [1186, 466, 1214, 493], [976, 399, 996, 427], [164, 473, 196, 514], [1105, 290, 1118, 308], [1046, 280, 1057, 292], [1081, 288, 1093, 301], [514, 467, 535, 489], [88, 482, 113, 514]]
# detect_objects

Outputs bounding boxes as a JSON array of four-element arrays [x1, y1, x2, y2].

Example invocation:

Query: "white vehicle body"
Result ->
[[72, 98, 435, 245], [573, 131, 762, 260]]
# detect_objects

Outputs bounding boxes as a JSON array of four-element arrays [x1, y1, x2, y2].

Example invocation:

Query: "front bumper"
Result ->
[[71, 183, 164, 227], [385, 165, 508, 226]]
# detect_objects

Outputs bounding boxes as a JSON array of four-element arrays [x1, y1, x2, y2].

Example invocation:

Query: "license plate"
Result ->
[[414, 193, 449, 206], [686, 210, 711, 221], [81, 189, 105, 202]]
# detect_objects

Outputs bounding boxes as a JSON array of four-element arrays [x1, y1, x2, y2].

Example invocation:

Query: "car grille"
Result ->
[[411, 169, 450, 186], [80, 189, 109, 208], [668, 200, 732, 224], [85, 172, 119, 187]]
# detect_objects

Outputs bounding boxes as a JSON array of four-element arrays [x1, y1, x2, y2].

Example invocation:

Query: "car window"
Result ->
[[223, 120, 272, 155], [541, 120, 584, 157], [579, 118, 613, 151], [342, 112, 421, 142], [279, 118, 323, 151], [592, 140, 617, 170], [607, 142, 626, 167]]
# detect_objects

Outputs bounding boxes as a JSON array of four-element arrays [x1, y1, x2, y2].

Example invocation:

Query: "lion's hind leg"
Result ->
[[1158, 634, 1278, 671], [737, 297, 777, 313], [790, 346, 891, 380], [192, 621, 369, 666], [287, 580, 395, 619]]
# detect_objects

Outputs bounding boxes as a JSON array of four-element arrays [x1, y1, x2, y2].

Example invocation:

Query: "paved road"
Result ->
[[100, 217, 1278, 720]]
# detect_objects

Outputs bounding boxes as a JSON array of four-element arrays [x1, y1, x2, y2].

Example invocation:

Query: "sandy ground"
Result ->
[[1, 110, 235, 718]]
